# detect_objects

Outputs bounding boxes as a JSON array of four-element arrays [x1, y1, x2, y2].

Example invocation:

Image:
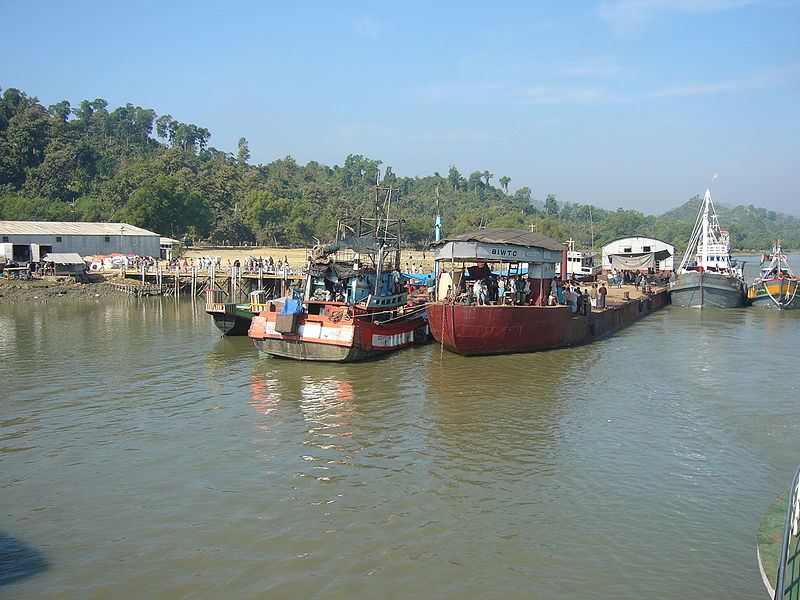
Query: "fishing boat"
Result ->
[[205, 288, 258, 336], [248, 184, 429, 361], [426, 228, 668, 356], [747, 241, 799, 309], [668, 189, 746, 308]]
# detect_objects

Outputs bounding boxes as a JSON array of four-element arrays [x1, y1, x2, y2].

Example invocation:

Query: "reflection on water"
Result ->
[[1, 297, 799, 599]]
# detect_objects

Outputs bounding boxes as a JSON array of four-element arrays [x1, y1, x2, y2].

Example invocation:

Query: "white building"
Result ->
[[601, 237, 675, 272], [0, 221, 161, 263]]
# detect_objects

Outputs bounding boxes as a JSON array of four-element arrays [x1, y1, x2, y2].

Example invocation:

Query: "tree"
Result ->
[[237, 137, 250, 164], [482, 170, 493, 186], [544, 194, 559, 217], [513, 186, 531, 204], [447, 166, 463, 190], [123, 174, 208, 237], [468, 171, 483, 191], [499, 176, 510, 192]]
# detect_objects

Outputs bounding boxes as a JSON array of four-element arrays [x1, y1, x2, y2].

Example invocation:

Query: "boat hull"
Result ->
[[747, 278, 800, 309], [427, 290, 668, 356], [249, 311, 429, 362], [206, 303, 253, 335], [668, 271, 745, 308]]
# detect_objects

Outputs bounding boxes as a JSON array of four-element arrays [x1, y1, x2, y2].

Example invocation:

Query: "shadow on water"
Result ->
[[0, 532, 47, 587]]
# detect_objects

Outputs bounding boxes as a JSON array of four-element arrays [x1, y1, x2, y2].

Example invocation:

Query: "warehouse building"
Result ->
[[601, 237, 675, 272], [0, 221, 161, 263]]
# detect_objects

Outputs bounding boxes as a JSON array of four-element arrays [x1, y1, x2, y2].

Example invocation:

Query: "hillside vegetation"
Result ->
[[1, 87, 797, 253]]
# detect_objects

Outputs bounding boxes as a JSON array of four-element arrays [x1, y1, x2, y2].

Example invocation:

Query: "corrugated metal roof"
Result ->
[[0, 221, 158, 236], [42, 253, 86, 264], [433, 228, 566, 252]]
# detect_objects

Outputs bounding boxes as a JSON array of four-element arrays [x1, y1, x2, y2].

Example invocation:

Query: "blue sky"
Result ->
[[2, 0, 798, 215]]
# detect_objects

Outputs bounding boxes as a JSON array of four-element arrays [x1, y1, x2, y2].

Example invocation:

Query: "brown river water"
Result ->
[[1, 257, 798, 599]]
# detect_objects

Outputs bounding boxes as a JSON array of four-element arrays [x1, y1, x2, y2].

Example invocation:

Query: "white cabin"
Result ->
[[555, 239, 600, 278]]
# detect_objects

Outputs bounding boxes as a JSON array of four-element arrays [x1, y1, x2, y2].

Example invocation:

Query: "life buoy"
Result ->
[[90, 263, 101, 271]]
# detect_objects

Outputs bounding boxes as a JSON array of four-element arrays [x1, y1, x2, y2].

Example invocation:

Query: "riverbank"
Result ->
[[0, 276, 126, 304]]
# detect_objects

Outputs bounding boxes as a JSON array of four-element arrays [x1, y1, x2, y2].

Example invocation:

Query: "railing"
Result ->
[[774, 464, 800, 599]]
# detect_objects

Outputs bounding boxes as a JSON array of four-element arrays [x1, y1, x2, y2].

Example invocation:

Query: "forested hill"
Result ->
[[1, 87, 798, 252], [661, 198, 800, 251]]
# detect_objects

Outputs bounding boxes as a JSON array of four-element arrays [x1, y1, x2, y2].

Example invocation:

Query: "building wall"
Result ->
[[601, 237, 675, 271], [0, 234, 160, 261]]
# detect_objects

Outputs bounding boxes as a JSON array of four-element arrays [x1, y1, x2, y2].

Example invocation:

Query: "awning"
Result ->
[[608, 249, 671, 270], [42, 253, 85, 265]]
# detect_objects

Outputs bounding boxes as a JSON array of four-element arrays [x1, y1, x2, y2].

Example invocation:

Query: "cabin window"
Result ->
[[642, 246, 651, 252], [2, 236, 8, 242], [56, 236, 62, 242], [104, 236, 111, 242], [623, 247, 632, 253]]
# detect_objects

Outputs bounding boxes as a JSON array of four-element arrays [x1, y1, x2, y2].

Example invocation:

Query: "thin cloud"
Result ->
[[418, 62, 799, 106], [353, 16, 381, 39], [496, 56, 623, 80], [517, 84, 627, 104], [415, 82, 505, 103], [597, 0, 787, 34]]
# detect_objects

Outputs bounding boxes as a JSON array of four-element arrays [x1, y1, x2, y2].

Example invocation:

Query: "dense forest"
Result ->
[[1, 87, 798, 253]]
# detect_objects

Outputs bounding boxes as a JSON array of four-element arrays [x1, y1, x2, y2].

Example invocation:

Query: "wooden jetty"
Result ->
[[111, 265, 304, 303]]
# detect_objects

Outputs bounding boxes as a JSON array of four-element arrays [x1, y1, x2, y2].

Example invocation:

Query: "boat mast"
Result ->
[[700, 188, 711, 270], [435, 186, 442, 243]]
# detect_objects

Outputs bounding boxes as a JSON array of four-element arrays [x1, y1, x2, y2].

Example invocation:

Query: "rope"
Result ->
[[764, 276, 798, 308], [377, 302, 428, 323]]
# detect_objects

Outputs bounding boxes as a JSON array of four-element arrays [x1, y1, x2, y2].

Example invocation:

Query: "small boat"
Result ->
[[668, 188, 746, 308], [756, 464, 800, 599], [426, 228, 668, 356], [747, 241, 799, 309], [248, 185, 429, 361], [205, 288, 257, 336]]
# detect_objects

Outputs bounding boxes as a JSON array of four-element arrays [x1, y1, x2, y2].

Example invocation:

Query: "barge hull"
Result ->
[[427, 290, 668, 356]]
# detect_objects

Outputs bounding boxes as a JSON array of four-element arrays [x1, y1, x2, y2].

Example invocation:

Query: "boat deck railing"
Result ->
[[774, 464, 800, 599]]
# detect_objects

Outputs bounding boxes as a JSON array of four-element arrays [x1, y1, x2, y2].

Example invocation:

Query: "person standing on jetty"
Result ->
[[598, 283, 607, 309], [589, 283, 598, 308]]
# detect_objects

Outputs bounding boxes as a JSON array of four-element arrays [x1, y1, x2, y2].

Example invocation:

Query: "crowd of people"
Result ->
[[468, 275, 609, 314], [608, 268, 666, 289], [165, 255, 294, 274]]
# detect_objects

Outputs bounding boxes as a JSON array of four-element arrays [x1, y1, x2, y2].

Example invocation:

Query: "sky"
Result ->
[[2, 0, 799, 216]]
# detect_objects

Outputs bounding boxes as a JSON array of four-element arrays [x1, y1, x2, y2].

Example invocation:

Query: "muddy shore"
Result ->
[[0, 275, 130, 304]]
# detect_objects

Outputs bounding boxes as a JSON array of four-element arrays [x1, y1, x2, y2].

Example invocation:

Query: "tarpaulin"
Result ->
[[280, 298, 303, 315]]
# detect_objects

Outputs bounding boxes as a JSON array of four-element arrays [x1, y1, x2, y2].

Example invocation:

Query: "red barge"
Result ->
[[427, 228, 668, 356]]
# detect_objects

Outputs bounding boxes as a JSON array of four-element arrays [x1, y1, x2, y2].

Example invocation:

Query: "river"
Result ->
[[2, 257, 798, 599]]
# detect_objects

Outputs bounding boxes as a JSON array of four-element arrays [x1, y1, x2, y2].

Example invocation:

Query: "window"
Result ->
[[56, 236, 62, 242], [104, 236, 111, 242], [642, 246, 651, 252], [623, 247, 632, 253], [2, 236, 8, 242]]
